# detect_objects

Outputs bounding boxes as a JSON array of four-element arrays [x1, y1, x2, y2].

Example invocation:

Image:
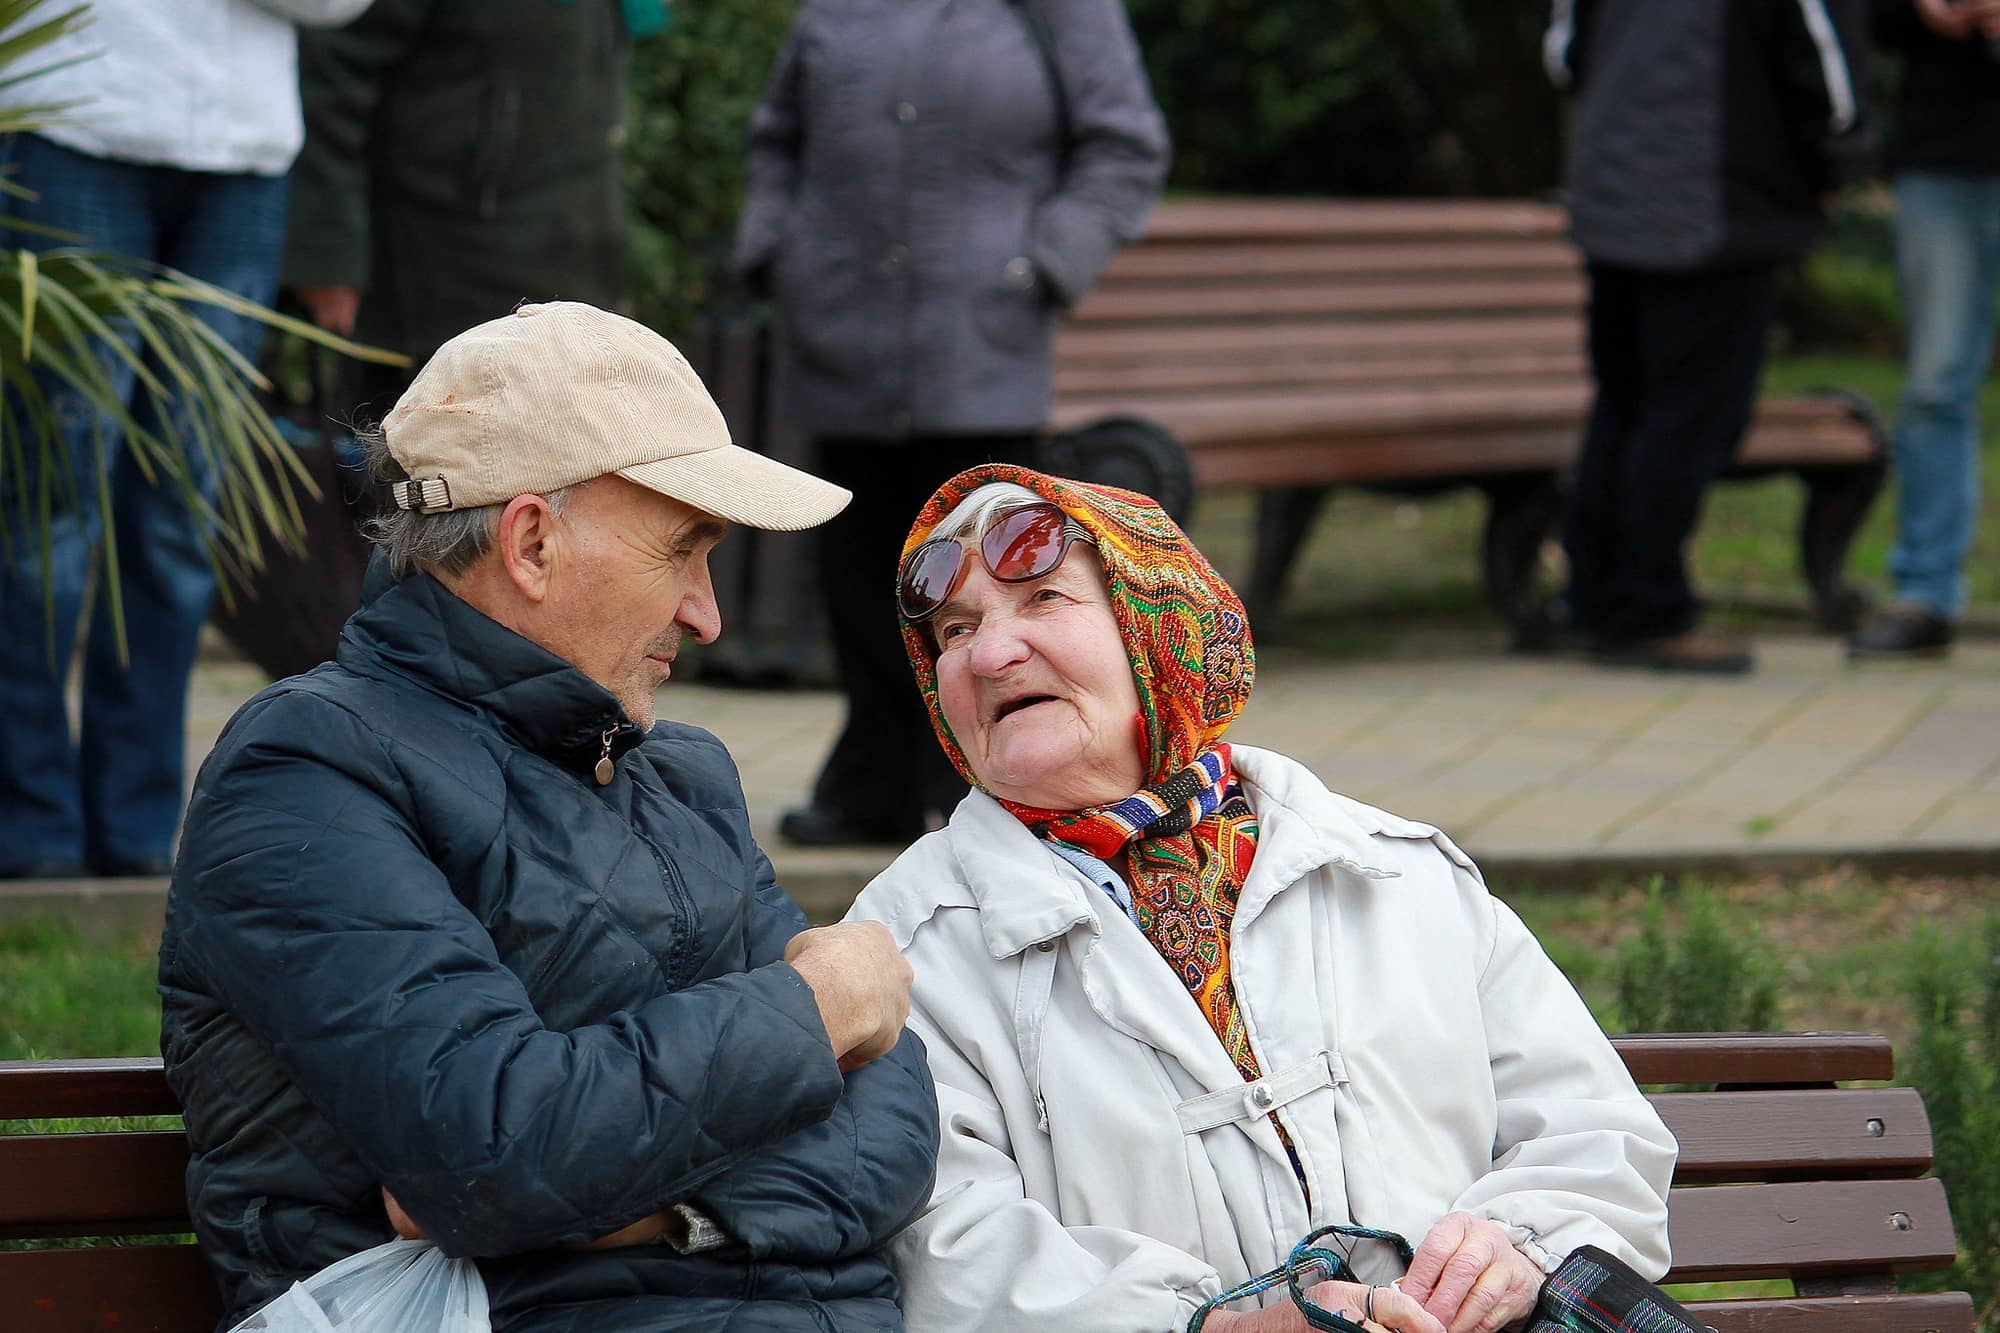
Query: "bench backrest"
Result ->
[[0, 1036, 1971, 1332], [1050, 199, 1877, 488]]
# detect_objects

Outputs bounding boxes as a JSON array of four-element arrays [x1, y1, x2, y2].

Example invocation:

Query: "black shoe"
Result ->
[[778, 805, 925, 848], [1848, 605, 1954, 660], [1593, 631, 1755, 676]]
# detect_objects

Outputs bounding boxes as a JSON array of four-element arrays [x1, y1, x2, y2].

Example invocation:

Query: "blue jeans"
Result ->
[[0, 135, 288, 873], [1889, 172, 2000, 618]]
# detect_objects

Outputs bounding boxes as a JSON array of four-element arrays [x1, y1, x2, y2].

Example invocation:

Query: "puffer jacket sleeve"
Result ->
[[732, 13, 805, 290], [887, 1005, 1220, 1332], [684, 848, 942, 1261], [172, 690, 848, 1258], [1447, 886, 1677, 1278], [1027, 0, 1170, 306]]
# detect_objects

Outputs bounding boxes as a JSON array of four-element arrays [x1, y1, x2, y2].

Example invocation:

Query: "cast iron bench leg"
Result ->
[[1481, 473, 1566, 648], [1249, 484, 1334, 632], [1796, 459, 1885, 634]]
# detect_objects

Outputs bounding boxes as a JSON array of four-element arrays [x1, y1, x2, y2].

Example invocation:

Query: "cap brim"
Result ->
[[617, 446, 852, 531]]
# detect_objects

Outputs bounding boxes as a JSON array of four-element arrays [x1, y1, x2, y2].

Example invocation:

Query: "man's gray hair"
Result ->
[[359, 428, 573, 580]]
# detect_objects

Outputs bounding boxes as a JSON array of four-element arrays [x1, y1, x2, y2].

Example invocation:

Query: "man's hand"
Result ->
[[1399, 1213, 1545, 1333], [1200, 1280, 1446, 1332], [784, 922, 913, 1071], [1918, 0, 2000, 41], [297, 283, 361, 336], [382, 1186, 425, 1240], [381, 1186, 673, 1250]]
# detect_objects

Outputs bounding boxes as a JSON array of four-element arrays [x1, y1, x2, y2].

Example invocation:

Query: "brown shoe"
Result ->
[[1594, 631, 1755, 675]]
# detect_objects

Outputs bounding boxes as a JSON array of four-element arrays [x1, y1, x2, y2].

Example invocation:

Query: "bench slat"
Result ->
[[1686, 1292, 1976, 1333], [1099, 239, 1580, 283], [1055, 351, 1587, 398], [1057, 313, 1582, 363], [1653, 1087, 1933, 1182], [1141, 199, 1566, 241], [0, 1133, 192, 1237], [1664, 1179, 1957, 1283], [0, 1244, 221, 1333], [1612, 1033, 1895, 1087], [1071, 275, 1586, 324], [0, 1058, 178, 1121]]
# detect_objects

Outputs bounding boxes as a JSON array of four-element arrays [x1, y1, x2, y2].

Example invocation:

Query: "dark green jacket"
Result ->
[[284, 0, 630, 364]]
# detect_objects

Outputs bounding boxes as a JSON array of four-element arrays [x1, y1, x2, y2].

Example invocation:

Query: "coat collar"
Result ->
[[937, 746, 1410, 959], [337, 564, 649, 779], [943, 793, 1105, 961]]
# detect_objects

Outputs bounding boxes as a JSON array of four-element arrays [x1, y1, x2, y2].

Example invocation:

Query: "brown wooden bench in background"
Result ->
[[1051, 200, 1888, 641], [0, 1034, 1970, 1332]]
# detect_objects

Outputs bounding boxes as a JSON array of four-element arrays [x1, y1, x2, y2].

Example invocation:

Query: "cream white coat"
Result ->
[[848, 746, 1675, 1333]]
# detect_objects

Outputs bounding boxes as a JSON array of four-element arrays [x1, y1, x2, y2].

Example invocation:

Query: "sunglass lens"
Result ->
[[899, 540, 965, 618], [984, 505, 1068, 582]]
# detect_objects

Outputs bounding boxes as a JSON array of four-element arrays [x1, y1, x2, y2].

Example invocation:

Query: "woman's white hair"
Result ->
[[924, 481, 1044, 543]]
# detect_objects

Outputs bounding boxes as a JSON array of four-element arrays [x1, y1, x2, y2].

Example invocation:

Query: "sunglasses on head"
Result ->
[[897, 500, 1095, 622]]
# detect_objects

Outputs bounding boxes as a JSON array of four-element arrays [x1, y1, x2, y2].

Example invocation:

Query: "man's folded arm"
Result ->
[[681, 855, 940, 1259], [171, 691, 848, 1258]]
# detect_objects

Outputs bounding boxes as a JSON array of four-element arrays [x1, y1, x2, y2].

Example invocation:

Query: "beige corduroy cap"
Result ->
[[380, 301, 850, 531]]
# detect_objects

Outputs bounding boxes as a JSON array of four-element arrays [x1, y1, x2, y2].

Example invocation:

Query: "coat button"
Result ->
[[1035, 940, 1056, 953], [895, 100, 918, 125], [1003, 255, 1036, 290], [1250, 1084, 1274, 1109], [882, 243, 910, 275]]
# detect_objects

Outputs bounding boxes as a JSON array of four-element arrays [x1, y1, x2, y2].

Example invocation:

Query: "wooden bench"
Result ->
[[1050, 199, 1888, 640], [0, 1034, 1970, 1332]]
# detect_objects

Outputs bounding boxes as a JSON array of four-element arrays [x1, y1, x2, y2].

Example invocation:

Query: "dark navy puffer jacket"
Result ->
[[158, 571, 939, 1332]]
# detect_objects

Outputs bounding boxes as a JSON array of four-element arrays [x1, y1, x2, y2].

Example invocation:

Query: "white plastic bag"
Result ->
[[227, 1238, 490, 1333]]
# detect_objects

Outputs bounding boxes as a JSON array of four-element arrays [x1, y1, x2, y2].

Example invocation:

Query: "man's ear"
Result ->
[[495, 493, 564, 603]]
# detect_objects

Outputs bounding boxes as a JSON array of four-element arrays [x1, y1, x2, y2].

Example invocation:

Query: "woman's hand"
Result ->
[[1201, 1280, 1446, 1333], [1399, 1213, 1545, 1333]]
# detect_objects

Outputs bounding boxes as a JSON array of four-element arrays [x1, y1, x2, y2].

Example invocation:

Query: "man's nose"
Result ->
[[680, 561, 722, 645]]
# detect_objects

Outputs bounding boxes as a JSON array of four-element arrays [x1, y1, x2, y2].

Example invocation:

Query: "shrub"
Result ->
[[624, 1, 796, 342], [1613, 881, 1780, 1035], [1900, 919, 2000, 1327]]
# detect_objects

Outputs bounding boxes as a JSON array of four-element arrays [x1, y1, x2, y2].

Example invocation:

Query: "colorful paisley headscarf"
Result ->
[[900, 464, 1265, 1083]]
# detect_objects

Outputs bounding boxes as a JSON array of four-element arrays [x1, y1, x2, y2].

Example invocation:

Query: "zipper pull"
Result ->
[[593, 725, 617, 786]]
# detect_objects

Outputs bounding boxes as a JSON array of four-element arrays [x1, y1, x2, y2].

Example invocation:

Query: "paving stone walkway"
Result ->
[[172, 630, 2000, 903]]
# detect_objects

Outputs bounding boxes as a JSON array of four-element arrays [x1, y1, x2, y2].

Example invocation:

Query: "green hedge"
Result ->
[[624, 0, 796, 341]]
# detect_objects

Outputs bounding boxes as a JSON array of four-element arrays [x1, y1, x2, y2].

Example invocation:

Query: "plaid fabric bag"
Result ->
[[1526, 1245, 1715, 1333]]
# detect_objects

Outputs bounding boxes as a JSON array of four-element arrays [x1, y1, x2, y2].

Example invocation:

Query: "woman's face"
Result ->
[[931, 543, 1147, 811]]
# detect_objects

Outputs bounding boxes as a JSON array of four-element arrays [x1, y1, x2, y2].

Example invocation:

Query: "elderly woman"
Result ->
[[847, 465, 1677, 1333]]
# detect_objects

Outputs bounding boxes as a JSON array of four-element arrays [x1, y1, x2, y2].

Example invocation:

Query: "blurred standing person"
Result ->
[[1850, 0, 2000, 659], [285, 0, 659, 425], [736, 0, 1169, 847], [0, 0, 372, 880], [1545, 0, 1869, 673]]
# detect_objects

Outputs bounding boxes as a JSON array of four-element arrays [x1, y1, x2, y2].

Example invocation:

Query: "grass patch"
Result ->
[[0, 917, 162, 1061]]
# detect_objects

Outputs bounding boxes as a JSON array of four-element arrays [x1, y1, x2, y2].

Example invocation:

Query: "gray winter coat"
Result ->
[[1545, 0, 1869, 271], [734, 0, 1168, 438]]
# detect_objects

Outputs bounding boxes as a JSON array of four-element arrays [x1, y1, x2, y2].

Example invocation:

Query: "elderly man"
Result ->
[[158, 302, 939, 1332]]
